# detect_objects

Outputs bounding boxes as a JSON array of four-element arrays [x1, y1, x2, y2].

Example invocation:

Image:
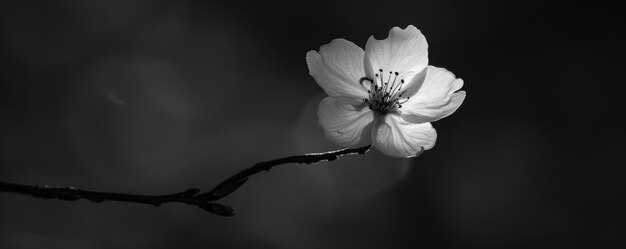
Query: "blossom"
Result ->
[[306, 25, 466, 158]]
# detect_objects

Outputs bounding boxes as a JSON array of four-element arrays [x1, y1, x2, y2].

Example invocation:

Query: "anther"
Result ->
[[364, 68, 409, 113]]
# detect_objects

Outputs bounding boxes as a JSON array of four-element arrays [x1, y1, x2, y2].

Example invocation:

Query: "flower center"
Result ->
[[360, 69, 410, 114]]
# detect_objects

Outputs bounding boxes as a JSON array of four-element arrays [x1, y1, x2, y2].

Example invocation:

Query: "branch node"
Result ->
[[0, 145, 371, 217], [183, 188, 201, 197]]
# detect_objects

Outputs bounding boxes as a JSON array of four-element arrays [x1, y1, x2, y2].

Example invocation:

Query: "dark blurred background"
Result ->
[[1, 0, 624, 248]]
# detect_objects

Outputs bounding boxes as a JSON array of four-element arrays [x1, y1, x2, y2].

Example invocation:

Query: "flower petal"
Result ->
[[401, 66, 466, 123], [307, 39, 368, 104], [318, 97, 376, 148], [372, 114, 437, 158], [364, 25, 428, 86]]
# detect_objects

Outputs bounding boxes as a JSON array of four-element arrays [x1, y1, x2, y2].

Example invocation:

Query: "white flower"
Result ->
[[306, 25, 466, 158]]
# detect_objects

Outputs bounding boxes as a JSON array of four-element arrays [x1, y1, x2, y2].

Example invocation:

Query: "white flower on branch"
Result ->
[[307, 25, 466, 158]]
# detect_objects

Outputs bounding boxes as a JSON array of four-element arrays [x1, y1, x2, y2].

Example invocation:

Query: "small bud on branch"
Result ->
[[0, 145, 371, 216]]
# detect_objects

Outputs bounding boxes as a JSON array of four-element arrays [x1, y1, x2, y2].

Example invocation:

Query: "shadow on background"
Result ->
[[1, 0, 624, 248]]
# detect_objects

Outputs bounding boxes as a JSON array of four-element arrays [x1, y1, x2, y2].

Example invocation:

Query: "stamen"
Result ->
[[364, 68, 408, 113], [388, 72, 399, 91], [384, 71, 392, 93], [391, 80, 404, 97]]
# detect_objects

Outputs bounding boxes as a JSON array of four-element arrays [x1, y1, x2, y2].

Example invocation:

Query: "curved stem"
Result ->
[[0, 182, 233, 216], [0, 145, 371, 216]]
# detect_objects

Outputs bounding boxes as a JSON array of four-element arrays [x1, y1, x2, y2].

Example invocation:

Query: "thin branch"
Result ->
[[0, 182, 235, 216], [200, 145, 372, 201], [0, 145, 371, 216]]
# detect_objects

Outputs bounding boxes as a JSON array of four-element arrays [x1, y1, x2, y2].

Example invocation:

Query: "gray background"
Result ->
[[1, 0, 624, 248]]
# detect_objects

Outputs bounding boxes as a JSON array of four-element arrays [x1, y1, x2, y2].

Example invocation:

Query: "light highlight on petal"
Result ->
[[318, 97, 375, 148], [401, 66, 466, 123], [307, 39, 368, 104], [373, 114, 437, 158], [364, 25, 428, 87]]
